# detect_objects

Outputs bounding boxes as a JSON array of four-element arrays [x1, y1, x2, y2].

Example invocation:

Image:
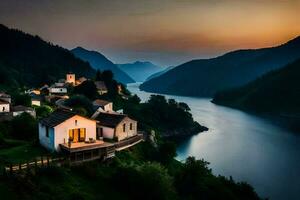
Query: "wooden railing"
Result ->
[[115, 134, 143, 150]]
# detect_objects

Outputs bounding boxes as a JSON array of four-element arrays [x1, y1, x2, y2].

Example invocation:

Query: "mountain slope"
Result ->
[[140, 36, 300, 97], [71, 47, 134, 84], [0, 24, 95, 88], [117, 61, 162, 82], [212, 58, 300, 113], [212, 59, 300, 130]]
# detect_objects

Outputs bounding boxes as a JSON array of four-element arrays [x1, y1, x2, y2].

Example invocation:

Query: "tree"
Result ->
[[95, 69, 102, 81], [12, 93, 31, 106], [178, 102, 190, 111], [112, 162, 176, 200], [102, 70, 114, 83], [158, 141, 177, 165], [65, 95, 94, 116], [73, 80, 98, 99]]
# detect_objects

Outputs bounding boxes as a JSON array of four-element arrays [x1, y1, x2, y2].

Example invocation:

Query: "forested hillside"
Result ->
[[0, 24, 95, 88], [140, 36, 300, 97], [213, 59, 300, 131]]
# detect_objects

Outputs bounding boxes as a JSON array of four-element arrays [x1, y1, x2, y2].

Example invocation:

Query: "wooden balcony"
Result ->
[[60, 140, 113, 153], [59, 134, 143, 164]]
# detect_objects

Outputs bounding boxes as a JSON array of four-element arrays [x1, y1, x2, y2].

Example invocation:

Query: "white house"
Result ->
[[93, 99, 113, 112], [12, 105, 36, 118], [0, 99, 10, 113], [49, 86, 68, 95], [94, 81, 108, 95], [39, 109, 97, 152], [30, 94, 42, 106], [92, 112, 138, 141]]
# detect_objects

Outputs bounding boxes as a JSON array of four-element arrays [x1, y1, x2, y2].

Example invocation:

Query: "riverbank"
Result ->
[[127, 83, 300, 200]]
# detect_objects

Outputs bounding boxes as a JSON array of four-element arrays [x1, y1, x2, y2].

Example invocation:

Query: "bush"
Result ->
[[35, 105, 53, 119], [10, 112, 37, 140]]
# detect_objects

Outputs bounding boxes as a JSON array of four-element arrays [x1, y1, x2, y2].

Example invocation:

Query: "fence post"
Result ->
[[41, 156, 44, 167], [19, 163, 22, 171], [47, 156, 50, 167], [10, 163, 13, 175], [26, 161, 30, 173], [34, 159, 38, 173]]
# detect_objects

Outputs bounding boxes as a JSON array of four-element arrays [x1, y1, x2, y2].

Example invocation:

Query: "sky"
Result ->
[[0, 0, 300, 66]]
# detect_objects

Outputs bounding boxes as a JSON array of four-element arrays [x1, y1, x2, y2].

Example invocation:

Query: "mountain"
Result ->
[[0, 24, 95, 88], [117, 61, 162, 82], [71, 47, 134, 84], [146, 66, 175, 81], [212, 59, 300, 131], [140, 36, 300, 97]]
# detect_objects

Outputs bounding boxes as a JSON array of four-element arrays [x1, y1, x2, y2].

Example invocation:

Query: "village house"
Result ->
[[11, 105, 36, 118], [25, 88, 41, 95], [94, 81, 108, 95], [93, 99, 113, 112], [39, 108, 143, 163], [39, 109, 98, 152], [48, 83, 68, 95], [92, 112, 138, 142], [65, 73, 76, 85], [0, 99, 10, 113], [30, 93, 42, 106], [76, 77, 87, 85], [0, 92, 11, 113]]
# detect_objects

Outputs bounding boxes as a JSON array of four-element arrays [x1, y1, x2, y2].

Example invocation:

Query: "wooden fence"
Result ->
[[3, 155, 65, 175]]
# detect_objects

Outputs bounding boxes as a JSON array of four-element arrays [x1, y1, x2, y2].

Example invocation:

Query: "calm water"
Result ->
[[127, 83, 300, 200]]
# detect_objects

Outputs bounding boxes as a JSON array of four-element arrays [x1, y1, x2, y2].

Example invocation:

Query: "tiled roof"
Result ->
[[12, 105, 34, 112], [40, 109, 76, 128], [0, 92, 11, 98], [30, 93, 42, 100], [94, 81, 107, 90], [0, 99, 9, 104], [93, 99, 111, 106], [94, 112, 127, 128]]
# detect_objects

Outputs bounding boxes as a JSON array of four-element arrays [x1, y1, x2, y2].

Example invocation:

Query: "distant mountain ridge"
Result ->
[[140, 36, 300, 97], [117, 61, 162, 82], [71, 47, 134, 84], [0, 24, 95, 88], [146, 66, 175, 81]]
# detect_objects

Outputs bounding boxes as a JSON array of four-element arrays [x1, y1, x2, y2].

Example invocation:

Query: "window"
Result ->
[[70, 75, 72, 79], [45, 126, 49, 137], [130, 123, 133, 130], [75, 120, 78, 126], [123, 124, 126, 132]]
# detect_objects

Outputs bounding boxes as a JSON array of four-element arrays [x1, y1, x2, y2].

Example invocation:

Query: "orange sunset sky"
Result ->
[[0, 0, 300, 66]]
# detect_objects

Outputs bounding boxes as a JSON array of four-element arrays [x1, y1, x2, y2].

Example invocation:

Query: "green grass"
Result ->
[[0, 139, 48, 166]]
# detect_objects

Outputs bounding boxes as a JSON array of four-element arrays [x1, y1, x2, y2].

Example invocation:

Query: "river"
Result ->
[[127, 83, 300, 200]]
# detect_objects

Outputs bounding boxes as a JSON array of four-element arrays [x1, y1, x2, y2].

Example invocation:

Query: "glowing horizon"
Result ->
[[0, 0, 299, 66]]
